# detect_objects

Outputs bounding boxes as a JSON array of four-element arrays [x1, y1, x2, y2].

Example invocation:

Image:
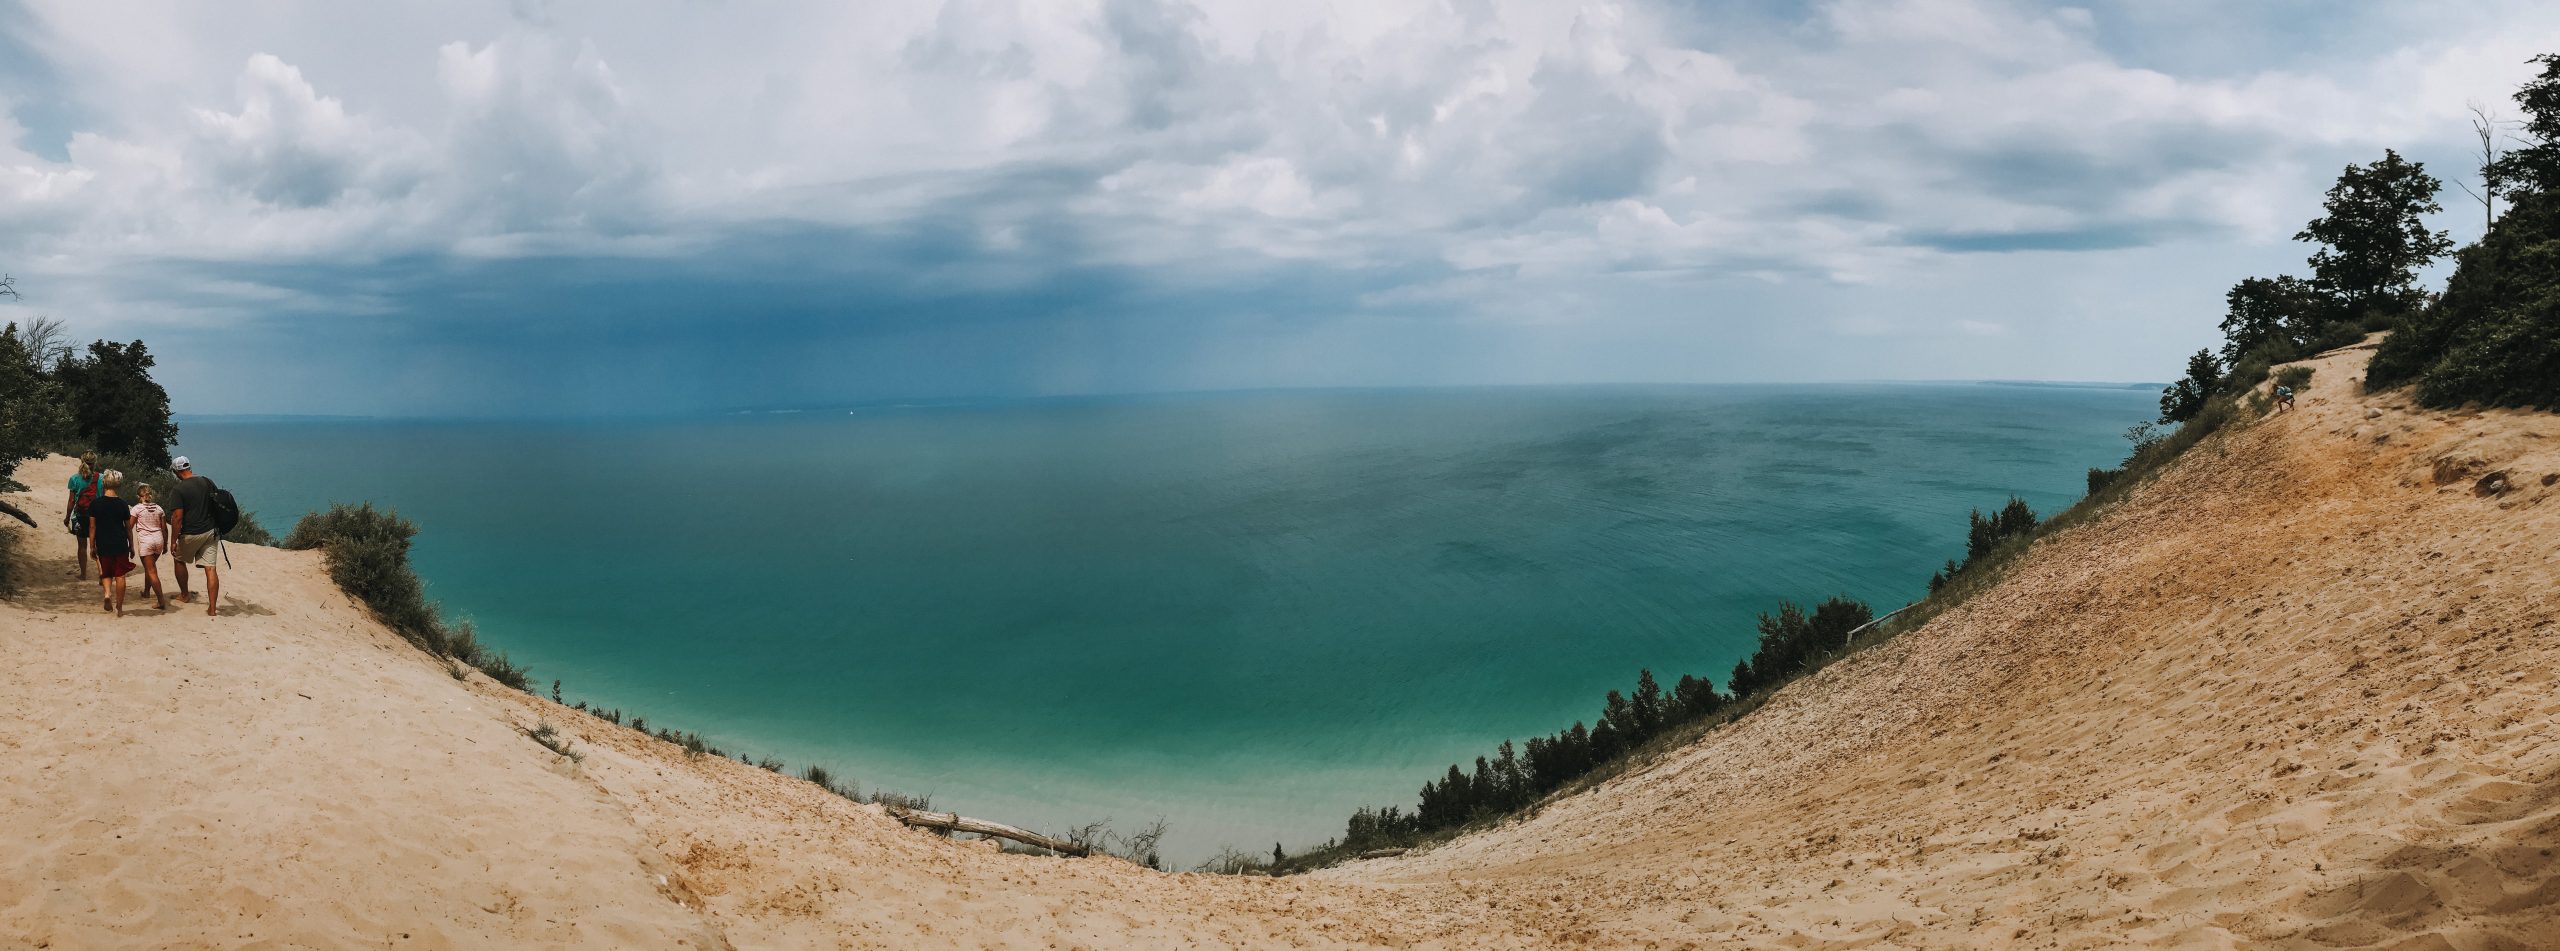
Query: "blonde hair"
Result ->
[[79, 451, 98, 474], [136, 483, 155, 502], [100, 469, 123, 490]]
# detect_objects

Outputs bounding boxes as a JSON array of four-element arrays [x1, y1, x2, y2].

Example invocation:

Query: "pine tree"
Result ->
[[2158, 349, 2222, 423], [1469, 756, 1496, 817], [1631, 669, 1665, 737], [1672, 673, 1719, 718], [1492, 741, 1525, 809], [1589, 717, 1623, 762]]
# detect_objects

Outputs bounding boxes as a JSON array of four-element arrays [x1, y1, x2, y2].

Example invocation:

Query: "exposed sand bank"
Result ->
[[4, 342, 2556, 948]]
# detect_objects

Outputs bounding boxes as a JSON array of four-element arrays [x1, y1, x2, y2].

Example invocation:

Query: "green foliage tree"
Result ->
[[1672, 673, 1721, 718], [2487, 55, 2560, 196], [0, 324, 71, 496], [2296, 149, 2454, 322], [54, 339, 181, 470], [2158, 349, 2223, 423], [1630, 669, 1665, 736], [2368, 53, 2560, 408], [1963, 497, 2038, 566], [2218, 276, 2327, 364]]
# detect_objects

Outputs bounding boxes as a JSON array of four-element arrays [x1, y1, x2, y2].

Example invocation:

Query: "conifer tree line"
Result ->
[[1339, 594, 1874, 850]]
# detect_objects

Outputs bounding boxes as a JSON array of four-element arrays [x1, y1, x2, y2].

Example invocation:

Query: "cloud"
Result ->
[[0, 0, 2553, 413]]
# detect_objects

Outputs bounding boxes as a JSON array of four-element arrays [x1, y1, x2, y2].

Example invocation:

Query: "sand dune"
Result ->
[[5, 342, 2558, 948]]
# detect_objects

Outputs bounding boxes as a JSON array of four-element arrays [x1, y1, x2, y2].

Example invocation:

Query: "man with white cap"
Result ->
[[168, 455, 222, 616]]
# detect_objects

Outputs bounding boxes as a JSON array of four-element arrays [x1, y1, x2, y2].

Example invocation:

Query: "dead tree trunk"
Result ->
[[886, 805, 1092, 857]]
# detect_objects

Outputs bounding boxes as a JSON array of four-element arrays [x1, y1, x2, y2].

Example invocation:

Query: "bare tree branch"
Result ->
[[2465, 101, 2508, 232]]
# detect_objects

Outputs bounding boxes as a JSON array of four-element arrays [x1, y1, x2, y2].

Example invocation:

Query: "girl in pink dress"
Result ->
[[131, 483, 170, 611]]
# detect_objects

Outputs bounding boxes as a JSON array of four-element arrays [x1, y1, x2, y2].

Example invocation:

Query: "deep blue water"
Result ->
[[174, 383, 2153, 863]]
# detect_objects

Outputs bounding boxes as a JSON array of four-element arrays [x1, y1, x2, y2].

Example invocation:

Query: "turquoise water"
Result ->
[[175, 383, 2154, 863]]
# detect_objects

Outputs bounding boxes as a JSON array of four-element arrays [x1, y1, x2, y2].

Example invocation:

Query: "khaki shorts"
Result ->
[[174, 531, 221, 568]]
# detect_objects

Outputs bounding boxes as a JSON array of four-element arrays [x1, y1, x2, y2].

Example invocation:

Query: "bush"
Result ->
[[2274, 365, 2314, 392], [2367, 189, 2560, 409], [287, 503, 530, 690], [526, 722, 583, 763], [870, 789, 933, 811], [802, 764, 858, 799]]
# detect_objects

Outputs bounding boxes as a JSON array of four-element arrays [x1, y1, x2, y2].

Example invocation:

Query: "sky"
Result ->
[[1, 0, 2555, 416]]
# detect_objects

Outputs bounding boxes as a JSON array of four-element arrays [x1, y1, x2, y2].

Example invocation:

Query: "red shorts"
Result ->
[[96, 553, 133, 578]]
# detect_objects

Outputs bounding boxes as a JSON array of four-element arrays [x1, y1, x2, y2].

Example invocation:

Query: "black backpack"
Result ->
[[206, 480, 242, 537]]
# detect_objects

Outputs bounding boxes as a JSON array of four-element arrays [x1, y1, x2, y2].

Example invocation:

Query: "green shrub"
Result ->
[[2274, 365, 2314, 392], [2380, 191, 2560, 409], [870, 789, 933, 811], [287, 503, 530, 690], [526, 722, 583, 763]]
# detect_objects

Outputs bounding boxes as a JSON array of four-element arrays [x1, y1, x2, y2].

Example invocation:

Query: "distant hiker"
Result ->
[[87, 469, 135, 616], [2274, 385, 2296, 412], [168, 455, 223, 617], [63, 451, 100, 581], [132, 482, 170, 611]]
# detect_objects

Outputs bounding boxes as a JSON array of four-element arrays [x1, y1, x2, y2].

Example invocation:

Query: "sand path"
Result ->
[[4, 342, 2557, 948]]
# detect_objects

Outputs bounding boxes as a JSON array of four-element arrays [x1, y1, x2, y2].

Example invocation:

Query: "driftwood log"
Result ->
[[1357, 848, 1409, 859], [886, 805, 1092, 857]]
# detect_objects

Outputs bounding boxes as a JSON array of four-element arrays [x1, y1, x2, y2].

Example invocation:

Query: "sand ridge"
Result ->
[[4, 341, 2558, 948]]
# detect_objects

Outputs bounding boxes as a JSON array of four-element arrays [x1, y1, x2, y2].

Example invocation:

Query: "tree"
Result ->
[[0, 323, 71, 499], [1588, 716, 1623, 762], [2296, 149, 2455, 321], [2487, 54, 2560, 196], [1630, 669, 1664, 737], [2218, 276, 2327, 364], [1672, 672, 1720, 718], [53, 339, 181, 469], [2455, 102, 2515, 232], [2159, 349, 2222, 423], [2368, 52, 2560, 408], [1599, 689, 1634, 741], [3, 315, 75, 371], [1806, 597, 1874, 651], [1492, 741, 1525, 809]]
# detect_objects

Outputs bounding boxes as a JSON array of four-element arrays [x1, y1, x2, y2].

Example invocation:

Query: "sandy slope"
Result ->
[[3, 342, 2557, 949], [1331, 341, 2560, 949]]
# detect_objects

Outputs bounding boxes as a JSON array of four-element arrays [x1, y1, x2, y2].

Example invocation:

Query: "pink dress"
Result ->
[[132, 502, 168, 558]]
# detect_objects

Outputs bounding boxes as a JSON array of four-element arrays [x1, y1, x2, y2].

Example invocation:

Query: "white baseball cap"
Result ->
[[171, 456, 191, 471]]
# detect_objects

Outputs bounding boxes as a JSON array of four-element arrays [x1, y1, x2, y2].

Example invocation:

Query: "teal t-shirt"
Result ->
[[67, 472, 98, 523]]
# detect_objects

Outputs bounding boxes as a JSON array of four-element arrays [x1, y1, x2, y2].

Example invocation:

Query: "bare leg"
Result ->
[[174, 555, 191, 604], [74, 535, 88, 580], [143, 555, 165, 610], [100, 575, 112, 613], [109, 572, 125, 617], [204, 564, 220, 617]]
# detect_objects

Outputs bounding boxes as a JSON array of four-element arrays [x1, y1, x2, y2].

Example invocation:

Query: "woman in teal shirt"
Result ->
[[63, 451, 100, 581]]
